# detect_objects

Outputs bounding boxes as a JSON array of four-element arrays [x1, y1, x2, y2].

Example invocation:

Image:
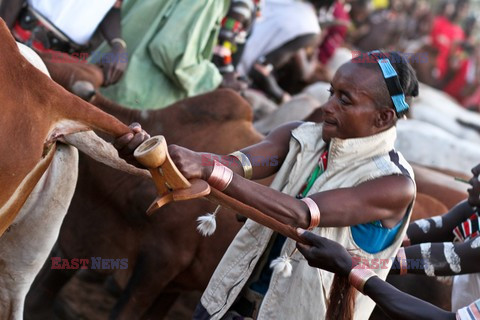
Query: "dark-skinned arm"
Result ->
[[296, 230, 456, 320], [173, 152, 414, 230], [115, 122, 414, 229], [363, 277, 456, 320], [97, 0, 127, 86], [406, 201, 474, 244], [169, 121, 302, 180], [250, 34, 318, 104], [219, 172, 414, 229], [406, 163, 480, 245], [114, 121, 301, 180], [0, 0, 25, 29], [98, 1, 122, 43], [391, 237, 480, 276]]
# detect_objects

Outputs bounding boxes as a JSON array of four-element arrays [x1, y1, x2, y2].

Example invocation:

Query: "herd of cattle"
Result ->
[[0, 17, 477, 319]]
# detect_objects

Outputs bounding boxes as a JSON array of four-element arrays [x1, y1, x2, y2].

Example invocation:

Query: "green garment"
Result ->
[[96, 0, 229, 109]]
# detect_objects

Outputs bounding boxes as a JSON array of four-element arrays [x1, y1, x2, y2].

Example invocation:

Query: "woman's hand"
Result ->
[[113, 122, 150, 167], [99, 44, 128, 86], [168, 145, 214, 181], [468, 163, 480, 208], [296, 228, 353, 277]]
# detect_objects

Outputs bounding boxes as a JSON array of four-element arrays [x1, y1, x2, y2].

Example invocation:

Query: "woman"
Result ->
[[115, 50, 419, 319]]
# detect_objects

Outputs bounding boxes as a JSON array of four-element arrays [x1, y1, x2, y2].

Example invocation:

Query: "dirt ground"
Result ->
[[55, 273, 200, 320]]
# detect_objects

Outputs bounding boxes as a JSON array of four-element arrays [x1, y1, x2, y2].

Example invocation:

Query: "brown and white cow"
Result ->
[[0, 19, 144, 319]]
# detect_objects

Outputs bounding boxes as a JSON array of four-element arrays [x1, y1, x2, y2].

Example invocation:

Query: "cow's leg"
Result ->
[[0, 145, 78, 320], [24, 244, 78, 320], [110, 254, 187, 320]]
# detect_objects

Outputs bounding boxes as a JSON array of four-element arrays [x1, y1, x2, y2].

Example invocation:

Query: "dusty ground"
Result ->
[[54, 274, 200, 320]]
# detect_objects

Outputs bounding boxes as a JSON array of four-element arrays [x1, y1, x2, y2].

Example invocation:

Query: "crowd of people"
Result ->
[[2, 0, 480, 319], [2, 0, 479, 110]]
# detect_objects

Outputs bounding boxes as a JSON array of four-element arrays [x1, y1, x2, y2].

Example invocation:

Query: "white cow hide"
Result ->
[[411, 84, 480, 144], [396, 119, 480, 176]]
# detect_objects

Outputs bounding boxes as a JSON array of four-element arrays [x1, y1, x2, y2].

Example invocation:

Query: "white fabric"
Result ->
[[238, 0, 320, 75], [452, 273, 480, 312], [27, 0, 116, 45], [201, 123, 414, 320]]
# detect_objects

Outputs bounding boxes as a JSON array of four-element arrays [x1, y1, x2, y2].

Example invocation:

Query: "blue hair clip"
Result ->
[[368, 50, 409, 116]]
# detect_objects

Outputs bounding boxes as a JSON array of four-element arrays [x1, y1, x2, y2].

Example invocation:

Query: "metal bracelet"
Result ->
[[111, 38, 127, 50], [229, 151, 253, 180]]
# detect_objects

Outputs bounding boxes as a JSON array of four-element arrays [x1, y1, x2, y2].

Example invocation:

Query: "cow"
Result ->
[[0, 19, 145, 319]]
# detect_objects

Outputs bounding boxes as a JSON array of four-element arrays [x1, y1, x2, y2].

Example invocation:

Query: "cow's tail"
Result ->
[[326, 275, 356, 320], [62, 131, 150, 179]]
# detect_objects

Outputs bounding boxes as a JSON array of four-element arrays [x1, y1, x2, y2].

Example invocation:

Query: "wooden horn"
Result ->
[[134, 136, 210, 214]]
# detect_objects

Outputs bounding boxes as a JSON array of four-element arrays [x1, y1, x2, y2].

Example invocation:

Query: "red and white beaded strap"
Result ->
[[349, 267, 377, 294], [301, 197, 321, 230], [207, 160, 234, 191]]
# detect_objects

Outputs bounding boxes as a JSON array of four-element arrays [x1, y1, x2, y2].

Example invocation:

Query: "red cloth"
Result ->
[[443, 58, 470, 102], [13, 22, 82, 63], [430, 16, 465, 79], [318, 1, 350, 65]]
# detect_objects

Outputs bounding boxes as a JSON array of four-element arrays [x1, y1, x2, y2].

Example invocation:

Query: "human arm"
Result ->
[[249, 33, 318, 104], [391, 237, 480, 276], [296, 230, 456, 320], [0, 0, 25, 29], [406, 163, 480, 244], [97, 0, 127, 86], [114, 121, 301, 180], [170, 143, 414, 229], [114, 121, 413, 230], [290, 47, 319, 83], [363, 276, 456, 320], [406, 201, 474, 244]]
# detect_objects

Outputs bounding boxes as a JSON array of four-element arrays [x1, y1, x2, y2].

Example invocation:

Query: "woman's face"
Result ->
[[321, 62, 390, 142]]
